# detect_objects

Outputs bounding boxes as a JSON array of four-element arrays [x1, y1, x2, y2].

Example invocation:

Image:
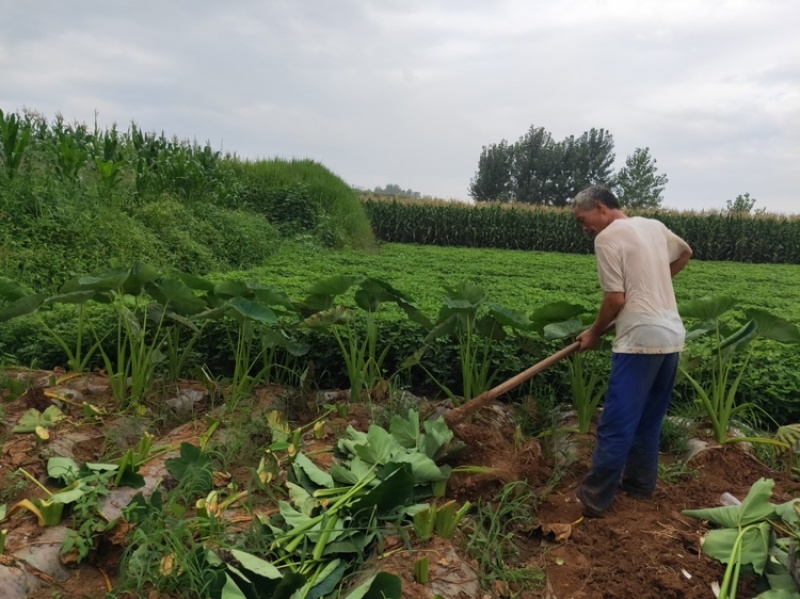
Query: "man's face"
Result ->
[[573, 203, 608, 236]]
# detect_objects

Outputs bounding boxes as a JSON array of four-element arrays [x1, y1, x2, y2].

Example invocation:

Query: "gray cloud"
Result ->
[[2, 0, 798, 213]]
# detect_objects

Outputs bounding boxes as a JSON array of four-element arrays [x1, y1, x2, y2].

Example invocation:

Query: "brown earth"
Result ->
[[1, 370, 798, 599]]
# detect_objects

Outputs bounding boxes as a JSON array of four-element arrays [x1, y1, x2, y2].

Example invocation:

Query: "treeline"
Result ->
[[0, 109, 375, 291], [470, 125, 667, 208], [362, 198, 800, 264]]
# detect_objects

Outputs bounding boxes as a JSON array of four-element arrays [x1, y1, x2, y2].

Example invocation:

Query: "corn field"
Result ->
[[362, 197, 800, 264]]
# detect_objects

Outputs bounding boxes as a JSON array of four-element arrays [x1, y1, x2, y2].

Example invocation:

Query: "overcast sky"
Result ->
[[2, 0, 799, 213]]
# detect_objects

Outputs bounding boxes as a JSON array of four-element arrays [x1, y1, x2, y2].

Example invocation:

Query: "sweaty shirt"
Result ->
[[595, 217, 690, 354]]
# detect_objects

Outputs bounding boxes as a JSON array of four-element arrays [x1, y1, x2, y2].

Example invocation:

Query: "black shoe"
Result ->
[[620, 482, 653, 500], [575, 485, 606, 518]]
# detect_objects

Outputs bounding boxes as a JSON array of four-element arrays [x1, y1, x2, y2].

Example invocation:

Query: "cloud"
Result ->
[[1, 0, 798, 213]]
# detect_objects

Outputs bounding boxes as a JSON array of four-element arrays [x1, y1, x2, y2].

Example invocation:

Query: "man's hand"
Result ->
[[576, 328, 601, 352]]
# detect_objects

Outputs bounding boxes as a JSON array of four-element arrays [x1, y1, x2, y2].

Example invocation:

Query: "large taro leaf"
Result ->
[[0, 277, 33, 302], [683, 478, 776, 528], [75, 267, 130, 291], [702, 522, 773, 575], [147, 278, 206, 315], [348, 463, 415, 520], [292, 452, 334, 490], [226, 296, 278, 324], [122, 264, 161, 296], [488, 304, 530, 330], [307, 559, 345, 599], [444, 280, 485, 308], [745, 308, 800, 344], [329, 456, 374, 486], [47, 457, 81, 485], [164, 442, 213, 493], [213, 279, 250, 300], [774, 498, 800, 525], [679, 296, 739, 321], [220, 574, 247, 599], [230, 548, 282, 580], [685, 320, 717, 341], [391, 452, 451, 483], [475, 314, 506, 340], [286, 482, 318, 516], [0, 293, 45, 321], [529, 301, 588, 334], [249, 284, 295, 311], [342, 572, 402, 599], [177, 272, 216, 292], [389, 409, 420, 449], [719, 320, 757, 355], [421, 418, 454, 461], [544, 317, 584, 341], [423, 312, 458, 343], [353, 425, 406, 465], [308, 274, 358, 297]]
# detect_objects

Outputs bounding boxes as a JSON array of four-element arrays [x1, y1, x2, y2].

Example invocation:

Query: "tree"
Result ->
[[614, 147, 668, 209], [725, 192, 762, 214], [469, 140, 513, 202], [373, 184, 420, 198], [471, 125, 617, 206]]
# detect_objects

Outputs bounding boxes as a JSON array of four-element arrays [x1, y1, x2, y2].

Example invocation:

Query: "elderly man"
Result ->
[[571, 185, 692, 516]]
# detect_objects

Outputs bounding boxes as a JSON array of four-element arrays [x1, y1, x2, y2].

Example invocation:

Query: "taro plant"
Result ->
[[683, 478, 800, 599], [195, 278, 307, 411], [408, 280, 529, 405], [298, 275, 429, 402], [679, 296, 800, 446], [534, 302, 609, 434]]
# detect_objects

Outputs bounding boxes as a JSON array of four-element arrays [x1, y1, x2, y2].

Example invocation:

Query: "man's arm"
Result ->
[[670, 246, 693, 278], [577, 291, 625, 351]]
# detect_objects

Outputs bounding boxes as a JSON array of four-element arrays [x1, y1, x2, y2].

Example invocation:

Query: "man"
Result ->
[[571, 185, 692, 517]]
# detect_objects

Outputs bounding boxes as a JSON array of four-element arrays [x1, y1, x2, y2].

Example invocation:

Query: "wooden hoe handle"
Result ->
[[443, 340, 581, 428]]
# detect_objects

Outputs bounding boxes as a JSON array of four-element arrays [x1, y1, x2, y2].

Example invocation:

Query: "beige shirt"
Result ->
[[595, 217, 690, 354]]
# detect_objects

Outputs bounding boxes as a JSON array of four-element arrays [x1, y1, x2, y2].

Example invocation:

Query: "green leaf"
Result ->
[[679, 296, 739, 321], [299, 306, 349, 329], [342, 572, 402, 599], [177, 272, 216, 292], [0, 277, 34, 302], [12, 406, 65, 433], [420, 418, 453, 461], [249, 284, 295, 310], [683, 478, 775, 527], [353, 426, 405, 465], [226, 297, 278, 324], [392, 452, 451, 483], [530, 301, 587, 334], [308, 559, 345, 599], [47, 457, 81, 484], [544, 318, 584, 340], [330, 456, 374, 486], [230, 549, 282, 579], [122, 264, 161, 295], [349, 463, 415, 518], [149, 278, 206, 315], [307, 275, 358, 297], [0, 293, 45, 321], [292, 452, 334, 489], [774, 498, 800, 525], [720, 320, 758, 353], [213, 279, 250, 299], [389, 409, 421, 449], [75, 268, 130, 291], [745, 308, 800, 344], [164, 443, 213, 492], [488, 304, 530, 330], [287, 482, 319, 517], [221, 574, 248, 599], [702, 522, 772, 575]]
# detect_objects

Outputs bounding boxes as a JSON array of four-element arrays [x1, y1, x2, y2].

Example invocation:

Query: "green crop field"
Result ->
[[240, 242, 800, 321]]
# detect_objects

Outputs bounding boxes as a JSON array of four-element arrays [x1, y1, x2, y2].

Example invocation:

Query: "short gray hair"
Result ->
[[572, 185, 620, 210]]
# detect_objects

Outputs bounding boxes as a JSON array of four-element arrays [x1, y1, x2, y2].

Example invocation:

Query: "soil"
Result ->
[[2, 369, 798, 599]]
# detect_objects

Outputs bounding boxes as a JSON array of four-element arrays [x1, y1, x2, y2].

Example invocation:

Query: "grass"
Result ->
[[464, 480, 546, 594]]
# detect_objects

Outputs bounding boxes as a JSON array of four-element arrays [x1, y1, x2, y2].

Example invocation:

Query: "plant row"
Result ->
[[362, 197, 800, 264]]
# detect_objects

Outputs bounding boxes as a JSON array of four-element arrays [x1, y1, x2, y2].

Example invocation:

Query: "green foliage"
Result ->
[[683, 478, 800, 598], [232, 158, 376, 250], [680, 296, 800, 445], [470, 125, 615, 205], [614, 146, 668, 209], [362, 197, 800, 264]]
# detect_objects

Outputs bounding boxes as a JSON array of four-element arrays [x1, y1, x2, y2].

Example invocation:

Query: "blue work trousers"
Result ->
[[578, 352, 679, 514]]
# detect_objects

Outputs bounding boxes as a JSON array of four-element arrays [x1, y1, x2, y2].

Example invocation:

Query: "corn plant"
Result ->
[[680, 296, 800, 446], [0, 108, 32, 180]]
